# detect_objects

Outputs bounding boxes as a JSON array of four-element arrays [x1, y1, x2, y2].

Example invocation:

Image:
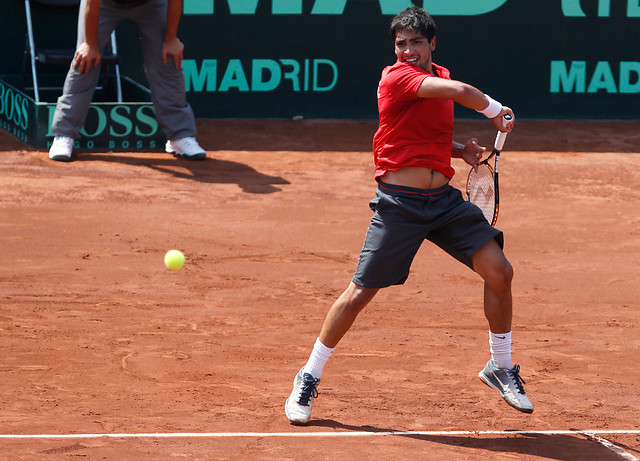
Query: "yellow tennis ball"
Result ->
[[164, 249, 185, 270]]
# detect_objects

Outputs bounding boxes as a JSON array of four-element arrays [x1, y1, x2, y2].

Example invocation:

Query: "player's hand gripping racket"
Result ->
[[466, 114, 512, 226]]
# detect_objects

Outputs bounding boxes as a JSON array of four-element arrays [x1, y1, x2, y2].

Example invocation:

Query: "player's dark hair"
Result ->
[[390, 6, 436, 42]]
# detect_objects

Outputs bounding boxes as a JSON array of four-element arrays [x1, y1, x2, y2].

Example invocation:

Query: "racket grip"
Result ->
[[495, 131, 508, 150], [494, 114, 513, 150]]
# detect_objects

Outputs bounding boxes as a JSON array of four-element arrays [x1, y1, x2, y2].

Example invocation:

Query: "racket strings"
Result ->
[[468, 165, 496, 224]]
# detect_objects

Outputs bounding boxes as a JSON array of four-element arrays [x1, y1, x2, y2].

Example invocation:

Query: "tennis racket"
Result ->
[[466, 114, 512, 226]]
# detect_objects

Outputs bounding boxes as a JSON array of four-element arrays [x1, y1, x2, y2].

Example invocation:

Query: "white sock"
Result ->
[[489, 331, 512, 369], [302, 338, 334, 379]]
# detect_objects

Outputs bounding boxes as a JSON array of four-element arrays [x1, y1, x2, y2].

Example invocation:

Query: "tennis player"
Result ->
[[285, 6, 533, 425]]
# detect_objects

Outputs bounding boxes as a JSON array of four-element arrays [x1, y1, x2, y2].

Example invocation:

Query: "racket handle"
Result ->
[[494, 113, 513, 150]]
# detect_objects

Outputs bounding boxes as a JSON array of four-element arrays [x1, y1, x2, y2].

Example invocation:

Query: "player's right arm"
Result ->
[[73, 0, 102, 74], [416, 77, 514, 132]]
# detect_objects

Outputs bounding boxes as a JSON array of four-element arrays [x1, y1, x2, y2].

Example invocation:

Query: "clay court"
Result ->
[[1, 119, 639, 459]]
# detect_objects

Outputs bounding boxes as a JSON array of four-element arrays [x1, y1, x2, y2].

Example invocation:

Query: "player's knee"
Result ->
[[483, 258, 512, 291], [493, 259, 513, 289], [344, 282, 378, 312], [502, 260, 514, 285]]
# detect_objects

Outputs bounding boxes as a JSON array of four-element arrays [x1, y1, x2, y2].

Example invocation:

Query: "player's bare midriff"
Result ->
[[380, 166, 450, 190]]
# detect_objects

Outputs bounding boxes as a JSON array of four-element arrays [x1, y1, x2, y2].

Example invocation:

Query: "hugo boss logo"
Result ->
[[46, 104, 159, 138], [0, 81, 30, 131]]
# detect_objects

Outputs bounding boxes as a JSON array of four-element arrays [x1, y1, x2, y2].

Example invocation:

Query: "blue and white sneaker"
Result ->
[[479, 360, 534, 413], [285, 368, 320, 425]]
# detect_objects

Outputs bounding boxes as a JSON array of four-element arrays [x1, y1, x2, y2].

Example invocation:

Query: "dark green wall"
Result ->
[[4, 0, 640, 119]]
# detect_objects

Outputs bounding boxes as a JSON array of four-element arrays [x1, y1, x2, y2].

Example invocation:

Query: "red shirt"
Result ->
[[373, 60, 455, 179]]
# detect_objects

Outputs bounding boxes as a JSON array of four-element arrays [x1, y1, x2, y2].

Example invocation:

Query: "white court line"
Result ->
[[2, 430, 638, 459], [578, 431, 639, 461], [1, 429, 639, 439]]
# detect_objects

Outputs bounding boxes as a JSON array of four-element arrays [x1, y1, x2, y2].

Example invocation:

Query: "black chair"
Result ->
[[22, 0, 122, 102]]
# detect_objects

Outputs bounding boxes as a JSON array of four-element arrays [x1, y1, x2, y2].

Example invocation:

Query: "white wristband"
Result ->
[[476, 94, 503, 119]]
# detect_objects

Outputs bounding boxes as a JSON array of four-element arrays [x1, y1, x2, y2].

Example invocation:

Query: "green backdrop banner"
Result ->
[[0, 78, 165, 150], [3, 0, 639, 120]]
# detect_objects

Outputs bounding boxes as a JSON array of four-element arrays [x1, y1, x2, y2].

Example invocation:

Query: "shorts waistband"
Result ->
[[376, 179, 450, 197], [110, 0, 149, 7]]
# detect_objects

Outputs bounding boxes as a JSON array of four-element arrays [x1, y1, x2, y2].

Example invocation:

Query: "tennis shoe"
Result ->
[[165, 137, 206, 160], [479, 360, 534, 413], [48, 136, 74, 162], [285, 368, 319, 425]]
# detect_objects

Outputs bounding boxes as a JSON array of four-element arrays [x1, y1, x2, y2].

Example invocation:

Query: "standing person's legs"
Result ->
[[131, 0, 196, 141], [51, 0, 122, 141]]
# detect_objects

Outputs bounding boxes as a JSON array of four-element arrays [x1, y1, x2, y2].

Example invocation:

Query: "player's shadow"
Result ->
[[308, 420, 631, 460], [77, 153, 290, 194]]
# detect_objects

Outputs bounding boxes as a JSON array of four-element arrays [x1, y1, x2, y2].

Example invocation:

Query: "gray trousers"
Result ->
[[51, 0, 196, 141]]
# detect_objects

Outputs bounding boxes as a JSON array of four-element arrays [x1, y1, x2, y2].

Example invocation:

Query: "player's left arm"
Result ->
[[417, 77, 487, 109], [417, 78, 515, 132], [162, 0, 184, 68]]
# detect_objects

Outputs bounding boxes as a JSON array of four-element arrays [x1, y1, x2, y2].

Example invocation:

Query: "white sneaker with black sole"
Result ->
[[49, 136, 75, 162], [165, 137, 206, 160]]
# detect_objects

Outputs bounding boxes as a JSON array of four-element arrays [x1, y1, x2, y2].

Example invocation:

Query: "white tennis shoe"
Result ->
[[48, 136, 75, 162], [165, 137, 206, 160], [479, 360, 534, 413], [285, 368, 320, 425]]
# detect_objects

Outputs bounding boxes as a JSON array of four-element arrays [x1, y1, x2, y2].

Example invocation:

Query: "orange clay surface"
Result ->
[[1, 120, 639, 460]]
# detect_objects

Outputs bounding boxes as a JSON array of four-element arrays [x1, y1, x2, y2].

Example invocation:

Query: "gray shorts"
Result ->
[[352, 180, 504, 288]]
